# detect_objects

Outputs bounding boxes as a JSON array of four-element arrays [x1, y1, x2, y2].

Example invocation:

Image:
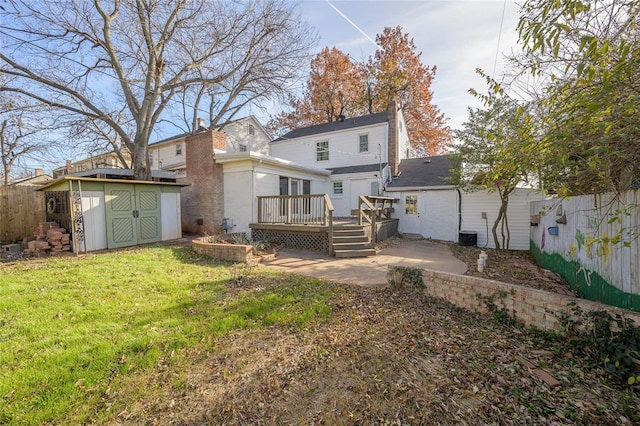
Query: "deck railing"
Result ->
[[257, 194, 334, 226], [355, 195, 398, 244]]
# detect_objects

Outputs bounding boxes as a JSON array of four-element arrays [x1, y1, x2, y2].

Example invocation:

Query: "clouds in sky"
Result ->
[[296, 0, 522, 132]]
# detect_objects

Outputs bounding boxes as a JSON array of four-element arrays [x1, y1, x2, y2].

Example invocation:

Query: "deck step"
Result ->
[[333, 228, 365, 237], [333, 242, 372, 250], [333, 235, 369, 244], [334, 248, 376, 258]]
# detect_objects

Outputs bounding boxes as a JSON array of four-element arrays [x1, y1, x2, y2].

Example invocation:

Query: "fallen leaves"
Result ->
[[121, 281, 639, 425]]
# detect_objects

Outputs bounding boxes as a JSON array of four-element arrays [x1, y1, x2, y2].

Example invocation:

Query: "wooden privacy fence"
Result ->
[[530, 190, 639, 311], [0, 185, 46, 243]]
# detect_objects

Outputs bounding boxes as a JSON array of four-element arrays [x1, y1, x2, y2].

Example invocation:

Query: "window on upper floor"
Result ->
[[248, 124, 255, 135], [239, 144, 247, 152], [316, 140, 329, 161], [359, 134, 369, 152], [148, 150, 153, 165], [333, 181, 343, 195], [176, 143, 182, 156]]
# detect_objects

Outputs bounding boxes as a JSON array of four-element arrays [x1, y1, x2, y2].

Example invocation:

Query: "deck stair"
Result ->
[[332, 223, 375, 258]]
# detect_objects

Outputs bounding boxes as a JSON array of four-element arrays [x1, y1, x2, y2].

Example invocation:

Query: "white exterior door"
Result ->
[[81, 191, 107, 252], [401, 194, 422, 235]]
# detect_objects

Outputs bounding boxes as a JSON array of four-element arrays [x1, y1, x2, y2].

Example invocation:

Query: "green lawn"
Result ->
[[0, 246, 333, 425]]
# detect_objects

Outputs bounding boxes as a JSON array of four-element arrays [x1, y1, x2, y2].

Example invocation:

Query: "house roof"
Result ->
[[214, 151, 332, 176], [385, 155, 456, 189], [272, 111, 389, 142], [327, 163, 387, 175]]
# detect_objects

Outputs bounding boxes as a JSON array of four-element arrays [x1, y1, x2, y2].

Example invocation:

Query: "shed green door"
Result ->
[[136, 186, 161, 244], [105, 183, 137, 249], [105, 183, 161, 249]]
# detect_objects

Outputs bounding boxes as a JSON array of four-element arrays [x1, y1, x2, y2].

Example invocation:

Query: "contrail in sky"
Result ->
[[325, 0, 378, 47]]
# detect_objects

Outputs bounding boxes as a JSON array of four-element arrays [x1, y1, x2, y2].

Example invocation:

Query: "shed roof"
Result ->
[[272, 111, 388, 142], [38, 175, 188, 191], [386, 155, 456, 189]]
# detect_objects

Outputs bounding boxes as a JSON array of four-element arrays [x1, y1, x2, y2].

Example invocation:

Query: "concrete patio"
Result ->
[[261, 238, 468, 287]]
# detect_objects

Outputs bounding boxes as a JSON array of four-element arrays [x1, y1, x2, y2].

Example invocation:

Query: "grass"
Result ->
[[0, 245, 334, 425]]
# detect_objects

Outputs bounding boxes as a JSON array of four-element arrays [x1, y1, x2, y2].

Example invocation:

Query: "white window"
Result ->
[[317, 140, 329, 161], [248, 124, 255, 135], [148, 150, 153, 165], [359, 134, 369, 152], [333, 181, 343, 195], [176, 144, 182, 156], [405, 195, 418, 215], [239, 144, 247, 152]]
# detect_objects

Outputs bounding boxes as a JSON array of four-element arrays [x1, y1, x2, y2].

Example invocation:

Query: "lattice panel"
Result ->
[[139, 216, 159, 240], [138, 190, 158, 211], [110, 190, 132, 212], [112, 218, 134, 243], [252, 229, 329, 253]]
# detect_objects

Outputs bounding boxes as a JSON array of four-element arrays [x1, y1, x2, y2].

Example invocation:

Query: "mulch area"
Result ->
[[450, 244, 580, 297]]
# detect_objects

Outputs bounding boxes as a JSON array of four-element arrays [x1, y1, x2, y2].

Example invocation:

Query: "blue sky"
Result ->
[[270, 0, 522, 132]]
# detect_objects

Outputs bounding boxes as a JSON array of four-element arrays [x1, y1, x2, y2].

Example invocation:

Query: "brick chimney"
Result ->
[[387, 100, 400, 177], [181, 130, 227, 234], [65, 160, 75, 175]]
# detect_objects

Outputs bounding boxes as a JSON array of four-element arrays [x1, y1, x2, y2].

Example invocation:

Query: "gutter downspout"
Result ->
[[457, 188, 462, 240]]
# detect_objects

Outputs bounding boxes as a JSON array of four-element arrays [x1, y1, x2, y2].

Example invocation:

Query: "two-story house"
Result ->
[[269, 102, 410, 217], [148, 116, 270, 179]]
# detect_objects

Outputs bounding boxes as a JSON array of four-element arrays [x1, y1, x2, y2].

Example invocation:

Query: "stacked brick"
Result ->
[[26, 221, 72, 255]]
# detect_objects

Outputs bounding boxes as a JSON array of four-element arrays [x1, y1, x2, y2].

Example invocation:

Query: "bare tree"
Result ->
[[0, 0, 316, 180]]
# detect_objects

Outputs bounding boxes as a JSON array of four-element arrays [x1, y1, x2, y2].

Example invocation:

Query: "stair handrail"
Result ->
[[324, 194, 335, 255], [357, 195, 377, 244]]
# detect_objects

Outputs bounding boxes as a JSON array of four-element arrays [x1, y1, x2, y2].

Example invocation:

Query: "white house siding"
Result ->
[[390, 190, 458, 241], [460, 188, 544, 250], [396, 109, 411, 158], [220, 117, 270, 155], [222, 158, 329, 235], [270, 123, 389, 170], [330, 171, 385, 217], [150, 139, 186, 176]]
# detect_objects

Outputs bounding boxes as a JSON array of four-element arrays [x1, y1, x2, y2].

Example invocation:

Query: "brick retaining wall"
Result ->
[[192, 239, 252, 263], [421, 269, 640, 330]]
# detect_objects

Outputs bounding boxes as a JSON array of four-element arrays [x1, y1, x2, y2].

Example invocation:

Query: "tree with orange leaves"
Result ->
[[267, 47, 366, 135], [370, 27, 451, 155], [269, 27, 451, 155]]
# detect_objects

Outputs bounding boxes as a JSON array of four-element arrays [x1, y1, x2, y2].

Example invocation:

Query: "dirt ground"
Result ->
[[125, 274, 638, 425], [449, 244, 580, 297]]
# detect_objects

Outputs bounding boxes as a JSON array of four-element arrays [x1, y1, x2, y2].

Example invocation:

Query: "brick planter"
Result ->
[[420, 269, 640, 331], [192, 238, 253, 263]]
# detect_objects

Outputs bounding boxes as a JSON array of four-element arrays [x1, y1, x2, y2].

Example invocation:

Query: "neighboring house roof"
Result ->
[[272, 111, 388, 142], [9, 174, 53, 186], [385, 155, 456, 189], [327, 163, 388, 175]]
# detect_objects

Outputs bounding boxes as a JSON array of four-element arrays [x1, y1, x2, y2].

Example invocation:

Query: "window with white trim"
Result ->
[[359, 134, 369, 152], [333, 181, 343, 195], [248, 124, 255, 135], [316, 140, 329, 161], [176, 143, 182, 155], [239, 144, 247, 152]]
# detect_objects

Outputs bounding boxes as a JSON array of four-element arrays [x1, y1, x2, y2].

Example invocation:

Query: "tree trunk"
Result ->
[[131, 137, 151, 181]]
